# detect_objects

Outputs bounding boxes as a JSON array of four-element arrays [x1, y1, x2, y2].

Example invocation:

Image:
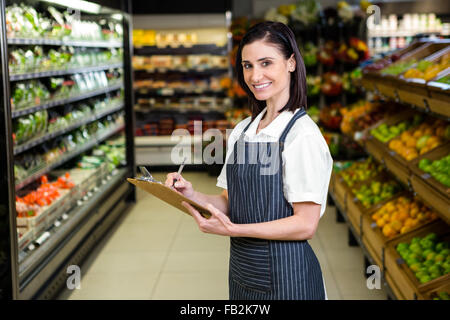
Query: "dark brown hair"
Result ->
[[236, 21, 307, 120]]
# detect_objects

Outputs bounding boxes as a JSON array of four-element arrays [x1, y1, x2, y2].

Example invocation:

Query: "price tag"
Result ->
[[371, 222, 377, 229], [28, 244, 36, 251], [62, 214, 69, 220], [421, 173, 431, 180], [396, 258, 405, 265], [389, 150, 396, 157], [161, 88, 174, 96], [87, 192, 93, 198], [354, 131, 363, 141], [35, 232, 51, 246], [102, 180, 107, 185], [94, 187, 99, 192], [77, 200, 83, 206], [54, 221, 61, 228]]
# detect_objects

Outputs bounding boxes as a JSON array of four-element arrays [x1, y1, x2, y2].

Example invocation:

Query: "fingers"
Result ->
[[207, 203, 229, 224], [182, 201, 203, 222], [165, 172, 183, 187]]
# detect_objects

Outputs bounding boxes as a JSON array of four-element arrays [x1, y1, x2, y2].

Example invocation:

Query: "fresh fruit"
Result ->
[[372, 196, 438, 238], [370, 114, 423, 143], [382, 59, 417, 76], [396, 233, 450, 284], [339, 157, 384, 187], [388, 120, 448, 160], [340, 100, 386, 135], [418, 153, 450, 188], [353, 179, 401, 209], [403, 53, 450, 81]]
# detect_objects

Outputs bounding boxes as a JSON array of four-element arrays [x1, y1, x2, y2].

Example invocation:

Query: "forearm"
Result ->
[[231, 215, 315, 241], [192, 191, 229, 215]]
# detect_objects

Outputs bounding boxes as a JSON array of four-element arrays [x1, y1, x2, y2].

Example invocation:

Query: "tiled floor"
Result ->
[[58, 171, 388, 300]]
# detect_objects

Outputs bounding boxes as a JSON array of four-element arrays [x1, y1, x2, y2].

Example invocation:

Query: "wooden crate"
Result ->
[[426, 67, 450, 117], [364, 137, 386, 164], [376, 42, 449, 100], [396, 46, 450, 108], [383, 152, 412, 187], [361, 193, 440, 275], [396, 79, 429, 111], [346, 175, 403, 238], [333, 173, 348, 211], [409, 144, 450, 199], [418, 280, 450, 300], [384, 220, 450, 300], [410, 174, 450, 224], [385, 272, 407, 300], [383, 127, 449, 183]]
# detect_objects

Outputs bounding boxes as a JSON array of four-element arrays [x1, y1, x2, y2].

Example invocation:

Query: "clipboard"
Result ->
[[127, 178, 212, 219]]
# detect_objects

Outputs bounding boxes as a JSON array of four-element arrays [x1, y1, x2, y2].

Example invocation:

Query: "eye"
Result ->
[[261, 61, 271, 67], [243, 63, 252, 69]]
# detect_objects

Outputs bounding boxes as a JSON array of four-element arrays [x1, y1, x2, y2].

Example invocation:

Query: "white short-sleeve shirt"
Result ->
[[217, 107, 333, 218]]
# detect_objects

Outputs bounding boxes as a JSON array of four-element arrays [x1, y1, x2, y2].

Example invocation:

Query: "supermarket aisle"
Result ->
[[58, 172, 388, 300]]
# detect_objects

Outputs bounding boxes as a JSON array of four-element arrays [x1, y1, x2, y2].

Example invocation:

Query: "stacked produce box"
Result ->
[[329, 38, 450, 300]]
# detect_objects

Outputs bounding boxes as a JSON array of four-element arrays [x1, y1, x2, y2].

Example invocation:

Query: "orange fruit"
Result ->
[[377, 218, 386, 228], [413, 130, 423, 138], [400, 226, 410, 234], [391, 220, 403, 232], [398, 211, 409, 222]]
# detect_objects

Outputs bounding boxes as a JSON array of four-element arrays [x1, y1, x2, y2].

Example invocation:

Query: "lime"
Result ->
[[426, 252, 436, 261], [410, 263, 421, 273], [419, 275, 431, 284], [435, 254, 445, 263], [436, 243, 448, 252]]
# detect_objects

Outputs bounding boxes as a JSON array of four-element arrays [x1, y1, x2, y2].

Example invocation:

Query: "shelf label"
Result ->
[[35, 231, 51, 246], [421, 173, 431, 180], [371, 222, 377, 229], [54, 221, 61, 228], [62, 213, 69, 220], [396, 258, 405, 265], [388, 150, 396, 157], [160, 88, 174, 96], [354, 131, 363, 141]]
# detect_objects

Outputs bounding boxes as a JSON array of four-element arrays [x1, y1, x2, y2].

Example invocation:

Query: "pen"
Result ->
[[173, 157, 187, 187]]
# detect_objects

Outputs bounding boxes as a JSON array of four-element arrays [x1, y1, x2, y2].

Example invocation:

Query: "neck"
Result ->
[[263, 87, 290, 122]]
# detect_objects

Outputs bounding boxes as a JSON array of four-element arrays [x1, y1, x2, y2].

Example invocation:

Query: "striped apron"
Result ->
[[227, 108, 325, 300]]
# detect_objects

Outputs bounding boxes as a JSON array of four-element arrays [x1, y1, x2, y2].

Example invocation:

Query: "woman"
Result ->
[[165, 21, 333, 300]]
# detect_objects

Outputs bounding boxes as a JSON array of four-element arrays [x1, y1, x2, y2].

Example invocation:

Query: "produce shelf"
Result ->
[[133, 67, 229, 76], [133, 44, 228, 56], [13, 103, 124, 155], [8, 38, 123, 48], [328, 189, 398, 300], [17, 167, 128, 287], [11, 83, 123, 118], [14, 123, 125, 191], [134, 87, 227, 98], [10, 63, 123, 81]]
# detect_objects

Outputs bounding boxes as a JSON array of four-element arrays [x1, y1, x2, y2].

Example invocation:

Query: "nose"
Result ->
[[249, 66, 263, 83]]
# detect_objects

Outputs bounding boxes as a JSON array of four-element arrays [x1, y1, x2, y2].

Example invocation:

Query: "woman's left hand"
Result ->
[[182, 201, 235, 237]]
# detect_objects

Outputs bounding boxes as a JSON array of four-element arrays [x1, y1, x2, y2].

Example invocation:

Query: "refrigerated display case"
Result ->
[[0, 0, 136, 299]]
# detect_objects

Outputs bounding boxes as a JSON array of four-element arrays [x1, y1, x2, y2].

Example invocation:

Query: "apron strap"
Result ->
[[279, 107, 307, 144]]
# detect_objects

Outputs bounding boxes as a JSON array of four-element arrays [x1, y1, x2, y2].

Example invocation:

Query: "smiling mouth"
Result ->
[[253, 82, 271, 90]]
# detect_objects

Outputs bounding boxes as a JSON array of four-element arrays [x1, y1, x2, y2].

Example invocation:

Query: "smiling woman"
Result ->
[[166, 21, 333, 301]]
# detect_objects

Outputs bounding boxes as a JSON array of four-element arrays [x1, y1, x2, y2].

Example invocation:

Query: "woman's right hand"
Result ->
[[165, 173, 195, 199]]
